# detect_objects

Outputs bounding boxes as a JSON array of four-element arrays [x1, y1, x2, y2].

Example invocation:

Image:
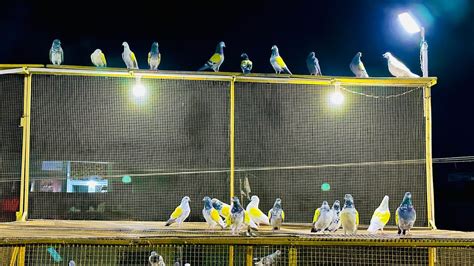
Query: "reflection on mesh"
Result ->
[[0, 244, 470, 265], [28, 76, 230, 221], [0, 75, 23, 222], [234, 83, 426, 226]]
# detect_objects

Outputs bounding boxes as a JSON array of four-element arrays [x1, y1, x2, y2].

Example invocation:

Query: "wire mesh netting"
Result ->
[[0, 75, 23, 222], [28, 75, 230, 221], [234, 83, 427, 226], [297, 246, 432, 265], [22, 244, 231, 266], [1, 244, 472, 265], [3, 72, 429, 226]]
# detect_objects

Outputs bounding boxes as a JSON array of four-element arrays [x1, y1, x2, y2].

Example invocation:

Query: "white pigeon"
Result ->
[[122, 42, 139, 69], [367, 195, 391, 233], [254, 250, 282, 265], [383, 52, 419, 77], [90, 49, 107, 67], [149, 251, 166, 266], [165, 196, 191, 226], [246, 195, 270, 226], [311, 201, 332, 233]]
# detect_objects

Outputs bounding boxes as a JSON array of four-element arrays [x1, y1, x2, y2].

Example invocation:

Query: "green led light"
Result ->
[[321, 183, 330, 191], [122, 175, 132, 184]]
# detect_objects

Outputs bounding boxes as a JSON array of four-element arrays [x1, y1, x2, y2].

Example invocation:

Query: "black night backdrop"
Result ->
[[0, 0, 473, 230]]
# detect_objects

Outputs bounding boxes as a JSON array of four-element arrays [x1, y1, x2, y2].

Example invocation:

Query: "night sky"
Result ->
[[0, 0, 473, 229]]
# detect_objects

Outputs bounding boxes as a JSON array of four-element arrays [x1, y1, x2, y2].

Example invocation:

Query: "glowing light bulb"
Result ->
[[398, 12, 421, 34]]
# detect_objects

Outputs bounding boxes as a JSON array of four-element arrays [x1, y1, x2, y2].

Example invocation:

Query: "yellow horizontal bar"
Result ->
[[15, 67, 437, 87], [0, 237, 472, 247], [28, 68, 234, 82], [0, 64, 44, 68]]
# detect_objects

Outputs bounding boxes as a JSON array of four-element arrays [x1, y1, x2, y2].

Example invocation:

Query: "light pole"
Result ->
[[398, 12, 428, 77]]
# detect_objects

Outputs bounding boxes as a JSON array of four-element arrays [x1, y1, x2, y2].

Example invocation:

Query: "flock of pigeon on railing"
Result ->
[[48, 40, 421, 78], [163, 192, 416, 237]]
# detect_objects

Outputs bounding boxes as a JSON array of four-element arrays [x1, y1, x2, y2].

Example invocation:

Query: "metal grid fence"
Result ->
[[0, 75, 24, 222], [1, 243, 473, 265], [0, 68, 436, 227]]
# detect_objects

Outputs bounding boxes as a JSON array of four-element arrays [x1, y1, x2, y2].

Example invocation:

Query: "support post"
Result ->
[[246, 246, 253, 266], [228, 245, 234, 266], [288, 247, 297, 266], [424, 86, 436, 229], [229, 77, 236, 200], [16, 73, 32, 221], [428, 247, 437, 266], [228, 77, 237, 266]]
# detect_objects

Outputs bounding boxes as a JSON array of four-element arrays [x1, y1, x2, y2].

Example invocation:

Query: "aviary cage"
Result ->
[[1, 65, 472, 265]]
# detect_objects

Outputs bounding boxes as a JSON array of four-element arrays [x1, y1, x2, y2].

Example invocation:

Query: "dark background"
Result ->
[[0, 0, 472, 230]]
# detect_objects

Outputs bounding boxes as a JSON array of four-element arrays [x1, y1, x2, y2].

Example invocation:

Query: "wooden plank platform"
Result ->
[[0, 220, 473, 246]]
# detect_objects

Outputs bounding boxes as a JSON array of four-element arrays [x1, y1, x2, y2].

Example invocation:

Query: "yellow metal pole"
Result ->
[[288, 247, 297, 266], [229, 77, 236, 200], [428, 247, 436, 266], [228, 78, 236, 266], [245, 246, 253, 266], [9, 247, 19, 266], [424, 86, 436, 229], [228, 245, 234, 266], [17, 73, 32, 222], [17, 246, 26, 266]]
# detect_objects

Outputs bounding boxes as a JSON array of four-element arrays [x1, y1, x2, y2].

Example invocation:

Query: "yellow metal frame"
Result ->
[[1, 236, 472, 247], [229, 77, 236, 200], [228, 245, 234, 266], [288, 247, 297, 266], [245, 246, 253, 266], [0, 66, 438, 232], [16, 73, 32, 222], [428, 247, 437, 266], [22, 66, 436, 87], [9, 246, 19, 266], [424, 87, 436, 229]]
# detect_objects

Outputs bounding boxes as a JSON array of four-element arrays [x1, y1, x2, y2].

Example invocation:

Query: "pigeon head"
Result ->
[[181, 196, 191, 203], [250, 195, 260, 204], [383, 52, 392, 59], [332, 200, 341, 211], [151, 42, 159, 53], [231, 196, 243, 211], [321, 201, 330, 210], [308, 51, 316, 58], [122, 42, 129, 48], [215, 41, 225, 54], [203, 196, 212, 209], [344, 194, 354, 207], [232, 196, 240, 204], [241, 53, 249, 60], [271, 45, 279, 55], [211, 198, 222, 210], [94, 49, 102, 54], [380, 195, 390, 209], [401, 192, 413, 206], [52, 39, 61, 48], [273, 198, 282, 208]]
